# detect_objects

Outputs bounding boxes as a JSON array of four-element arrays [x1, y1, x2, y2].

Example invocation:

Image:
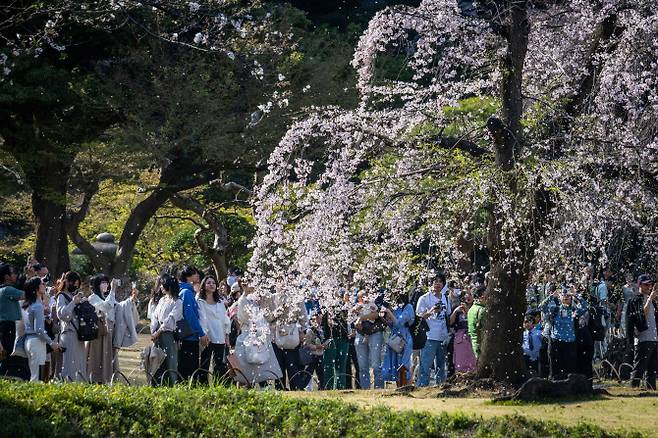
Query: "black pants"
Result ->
[[576, 326, 594, 380], [198, 343, 227, 385], [302, 355, 324, 389], [273, 344, 304, 390], [346, 338, 360, 389], [0, 320, 15, 353], [538, 335, 550, 378], [549, 339, 577, 380], [446, 335, 455, 378], [524, 355, 538, 373], [178, 340, 200, 382], [0, 320, 28, 380], [631, 341, 658, 390]]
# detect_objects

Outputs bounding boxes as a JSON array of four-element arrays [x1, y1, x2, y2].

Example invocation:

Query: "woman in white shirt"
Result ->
[[197, 275, 231, 384], [150, 274, 183, 385], [87, 276, 139, 383]]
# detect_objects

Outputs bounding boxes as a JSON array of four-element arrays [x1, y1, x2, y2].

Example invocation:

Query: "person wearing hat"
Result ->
[[627, 274, 658, 390], [541, 286, 587, 380]]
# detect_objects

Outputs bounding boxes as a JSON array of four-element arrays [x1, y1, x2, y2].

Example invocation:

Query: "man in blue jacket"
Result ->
[[178, 266, 208, 381]]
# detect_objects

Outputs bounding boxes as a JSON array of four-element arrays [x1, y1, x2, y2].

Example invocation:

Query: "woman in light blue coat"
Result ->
[[382, 293, 415, 383]]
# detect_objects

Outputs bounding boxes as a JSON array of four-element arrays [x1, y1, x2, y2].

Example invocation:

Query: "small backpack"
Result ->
[[410, 315, 428, 350], [73, 301, 100, 341]]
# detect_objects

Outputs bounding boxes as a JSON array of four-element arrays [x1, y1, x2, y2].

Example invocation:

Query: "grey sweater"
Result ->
[[25, 302, 54, 345]]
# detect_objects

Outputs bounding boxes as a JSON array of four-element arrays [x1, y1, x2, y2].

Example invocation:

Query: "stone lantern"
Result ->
[[72, 232, 119, 260]]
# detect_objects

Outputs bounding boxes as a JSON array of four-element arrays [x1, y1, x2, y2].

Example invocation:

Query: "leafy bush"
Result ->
[[0, 380, 641, 438]]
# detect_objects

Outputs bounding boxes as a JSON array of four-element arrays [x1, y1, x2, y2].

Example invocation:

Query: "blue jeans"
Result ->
[[418, 339, 447, 387], [354, 331, 384, 389]]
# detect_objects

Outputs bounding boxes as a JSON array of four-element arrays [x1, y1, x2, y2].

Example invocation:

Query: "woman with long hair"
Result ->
[[197, 275, 231, 384], [86, 275, 113, 383], [381, 291, 415, 384], [449, 291, 476, 374], [23, 277, 60, 381], [150, 273, 183, 385], [56, 271, 87, 382]]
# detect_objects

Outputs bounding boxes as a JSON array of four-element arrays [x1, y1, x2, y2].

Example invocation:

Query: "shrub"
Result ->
[[0, 380, 641, 438]]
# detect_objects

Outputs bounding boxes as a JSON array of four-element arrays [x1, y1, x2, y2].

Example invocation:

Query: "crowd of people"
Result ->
[[0, 261, 139, 383], [1, 260, 657, 391], [524, 267, 658, 389]]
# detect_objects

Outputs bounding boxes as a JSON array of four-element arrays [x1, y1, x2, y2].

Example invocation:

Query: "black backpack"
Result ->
[[410, 315, 429, 350], [73, 300, 100, 341]]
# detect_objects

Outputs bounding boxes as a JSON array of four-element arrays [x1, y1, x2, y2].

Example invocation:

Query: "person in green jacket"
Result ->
[[0, 263, 24, 374], [467, 285, 487, 358]]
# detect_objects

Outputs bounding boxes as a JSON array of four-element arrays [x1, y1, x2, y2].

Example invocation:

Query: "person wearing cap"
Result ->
[[541, 286, 586, 380], [627, 274, 658, 390]]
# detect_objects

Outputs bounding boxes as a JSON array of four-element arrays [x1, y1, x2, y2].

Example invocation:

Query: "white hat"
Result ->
[[231, 282, 242, 293]]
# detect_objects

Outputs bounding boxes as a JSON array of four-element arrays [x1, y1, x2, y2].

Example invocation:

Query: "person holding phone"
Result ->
[[197, 275, 231, 385], [150, 274, 183, 386], [628, 275, 658, 390], [541, 285, 586, 380], [56, 271, 88, 382], [353, 290, 386, 389], [22, 277, 60, 381], [382, 292, 415, 384], [416, 273, 452, 387], [301, 310, 328, 390], [177, 266, 208, 381]]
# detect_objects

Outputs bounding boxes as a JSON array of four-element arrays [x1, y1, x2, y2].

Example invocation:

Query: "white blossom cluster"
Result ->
[[248, 0, 658, 310]]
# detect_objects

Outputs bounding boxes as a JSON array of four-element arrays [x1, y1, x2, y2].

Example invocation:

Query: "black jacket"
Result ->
[[626, 294, 658, 339]]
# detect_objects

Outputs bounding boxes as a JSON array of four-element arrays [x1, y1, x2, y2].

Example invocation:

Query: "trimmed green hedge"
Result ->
[[0, 380, 640, 437]]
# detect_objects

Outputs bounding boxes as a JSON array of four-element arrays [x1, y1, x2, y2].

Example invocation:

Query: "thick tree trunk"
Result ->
[[26, 161, 72, 276], [475, 1, 532, 384], [477, 261, 528, 384]]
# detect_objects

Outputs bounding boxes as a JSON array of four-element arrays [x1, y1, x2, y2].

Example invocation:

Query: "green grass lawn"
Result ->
[[289, 386, 658, 436], [115, 333, 655, 436]]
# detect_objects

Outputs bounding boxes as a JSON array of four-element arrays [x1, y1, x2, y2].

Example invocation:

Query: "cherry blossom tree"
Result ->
[[249, 0, 658, 382]]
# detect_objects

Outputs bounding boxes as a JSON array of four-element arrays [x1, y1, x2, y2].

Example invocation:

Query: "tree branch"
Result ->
[[65, 180, 112, 269], [171, 193, 230, 278], [208, 180, 253, 196]]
